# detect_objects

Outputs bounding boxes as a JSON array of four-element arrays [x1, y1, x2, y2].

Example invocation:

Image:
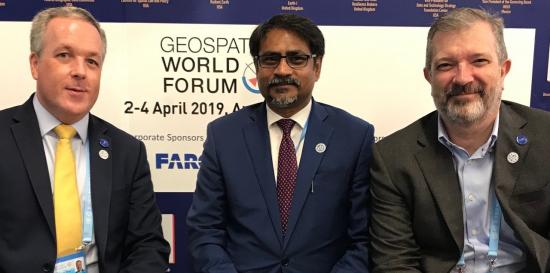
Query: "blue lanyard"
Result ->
[[487, 200, 502, 269], [294, 118, 308, 152], [456, 194, 502, 272], [81, 143, 94, 246]]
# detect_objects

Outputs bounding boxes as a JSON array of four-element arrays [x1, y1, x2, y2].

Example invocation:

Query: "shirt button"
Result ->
[[468, 194, 475, 201], [472, 228, 478, 235]]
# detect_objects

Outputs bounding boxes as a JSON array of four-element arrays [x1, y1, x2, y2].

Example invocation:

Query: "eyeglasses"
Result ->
[[255, 53, 317, 69]]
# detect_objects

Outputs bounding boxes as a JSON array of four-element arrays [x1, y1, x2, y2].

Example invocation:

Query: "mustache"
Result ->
[[268, 77, 301, 88], [447, 83, 484, 97]]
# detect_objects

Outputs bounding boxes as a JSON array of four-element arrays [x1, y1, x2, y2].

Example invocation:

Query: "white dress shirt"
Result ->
[[266, 99, 312, 182]]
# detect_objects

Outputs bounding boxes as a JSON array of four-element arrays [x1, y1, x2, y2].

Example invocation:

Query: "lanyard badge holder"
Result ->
[[487, 200, 502, 272], [55, 146, 94, 273]]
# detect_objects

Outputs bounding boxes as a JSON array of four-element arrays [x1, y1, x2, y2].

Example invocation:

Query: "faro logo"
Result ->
[[156, 153, 201, 169]]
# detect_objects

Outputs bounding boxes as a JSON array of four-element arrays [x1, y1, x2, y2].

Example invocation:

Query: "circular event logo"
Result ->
[[242, 62, 260, 94]]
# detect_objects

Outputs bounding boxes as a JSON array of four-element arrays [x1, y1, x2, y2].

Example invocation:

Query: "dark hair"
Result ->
[[249, 14, 325, 57]]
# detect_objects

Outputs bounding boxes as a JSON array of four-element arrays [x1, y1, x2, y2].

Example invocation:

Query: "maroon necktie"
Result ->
[[276, 119, 297, 235]]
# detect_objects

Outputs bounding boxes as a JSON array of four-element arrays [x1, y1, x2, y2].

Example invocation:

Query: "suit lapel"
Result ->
[[283, 101, 333, 249], [414, 114, 464, 250], [242, 104, 284, 246], [490, 104, 545, 265], [88, 116, 112, 262], [11, 97, 56, 238], [493, 104, 527, 204]]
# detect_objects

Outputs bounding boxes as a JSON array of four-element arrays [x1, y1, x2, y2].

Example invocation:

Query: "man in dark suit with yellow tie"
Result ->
[[0, 6, 169, 273]]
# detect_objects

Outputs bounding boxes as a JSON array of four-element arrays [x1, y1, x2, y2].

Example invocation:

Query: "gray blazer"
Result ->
[[369, 100, 550, 273]]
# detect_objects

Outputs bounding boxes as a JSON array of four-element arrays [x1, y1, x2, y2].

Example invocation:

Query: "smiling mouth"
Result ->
[[66, 87, 86, 92], [270, 85, 296, 93], [270, 83, 297, 91], [447, 83, 484, 98], [449, 91, 481, 97]]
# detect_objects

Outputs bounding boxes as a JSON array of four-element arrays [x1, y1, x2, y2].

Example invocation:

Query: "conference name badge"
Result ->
[[54, 251, 87, 273]]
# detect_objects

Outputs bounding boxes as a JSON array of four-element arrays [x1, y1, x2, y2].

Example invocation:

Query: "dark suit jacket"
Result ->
[[186, 100, 374, 273], [0, 95, 170, 273], [369, 101, 550, 273]]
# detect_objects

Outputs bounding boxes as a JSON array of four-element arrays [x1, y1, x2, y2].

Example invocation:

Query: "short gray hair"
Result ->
[[425, 8, 507, 70], [30, 6, 107, 59]]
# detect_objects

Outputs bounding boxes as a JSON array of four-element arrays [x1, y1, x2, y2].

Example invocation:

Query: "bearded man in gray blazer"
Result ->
[[370, 8, 550, 273]]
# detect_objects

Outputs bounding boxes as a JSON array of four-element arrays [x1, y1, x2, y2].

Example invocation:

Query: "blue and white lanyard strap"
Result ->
[[80, 143, 94, 248], [294, 118, 308, 152], [487, 200, 502, 271], [456, 197, 502, 272], [292, 116, 311, 192]]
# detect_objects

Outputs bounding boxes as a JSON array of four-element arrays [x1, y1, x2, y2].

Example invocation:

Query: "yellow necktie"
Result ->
[[53, 124, 82, 256]]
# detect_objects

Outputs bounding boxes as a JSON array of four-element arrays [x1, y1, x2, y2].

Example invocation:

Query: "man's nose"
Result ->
[[452, 63, 474, 85], [70, 58, 87, 79], [274, 57, 293, 76]]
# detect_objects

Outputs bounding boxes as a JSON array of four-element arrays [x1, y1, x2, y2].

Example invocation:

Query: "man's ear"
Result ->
[[500, 59, 511, 78], [30, 53, 39, 80], [423, 67, 432, 83], [313, 56, 323, 80]]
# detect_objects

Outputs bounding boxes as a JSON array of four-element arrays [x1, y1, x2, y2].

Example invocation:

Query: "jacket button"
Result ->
[[281, 258, 290, 267], [42, 263, 54, 272]]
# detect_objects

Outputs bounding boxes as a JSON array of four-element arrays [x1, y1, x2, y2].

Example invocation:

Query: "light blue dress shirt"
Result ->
[[33, 96, 99, 273], [437, 114, 526, 273]]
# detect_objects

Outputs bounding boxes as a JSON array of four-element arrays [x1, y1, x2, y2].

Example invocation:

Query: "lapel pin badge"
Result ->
[[515, 134, 528, 145], [99, 138, 110, 148], [99, 149, 109, 160], [507, 152, 519, 164], [315, 143, 326, 154]]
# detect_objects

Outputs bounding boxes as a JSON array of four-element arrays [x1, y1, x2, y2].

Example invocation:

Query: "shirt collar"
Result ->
[[266, 98, 312, 129], [33, 94, 89, 144], [437, 112, 499, 157]]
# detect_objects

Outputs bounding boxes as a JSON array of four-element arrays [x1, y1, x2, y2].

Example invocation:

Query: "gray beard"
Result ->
[[268, 95, 298, 109], [440, 96, 486, 125]]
